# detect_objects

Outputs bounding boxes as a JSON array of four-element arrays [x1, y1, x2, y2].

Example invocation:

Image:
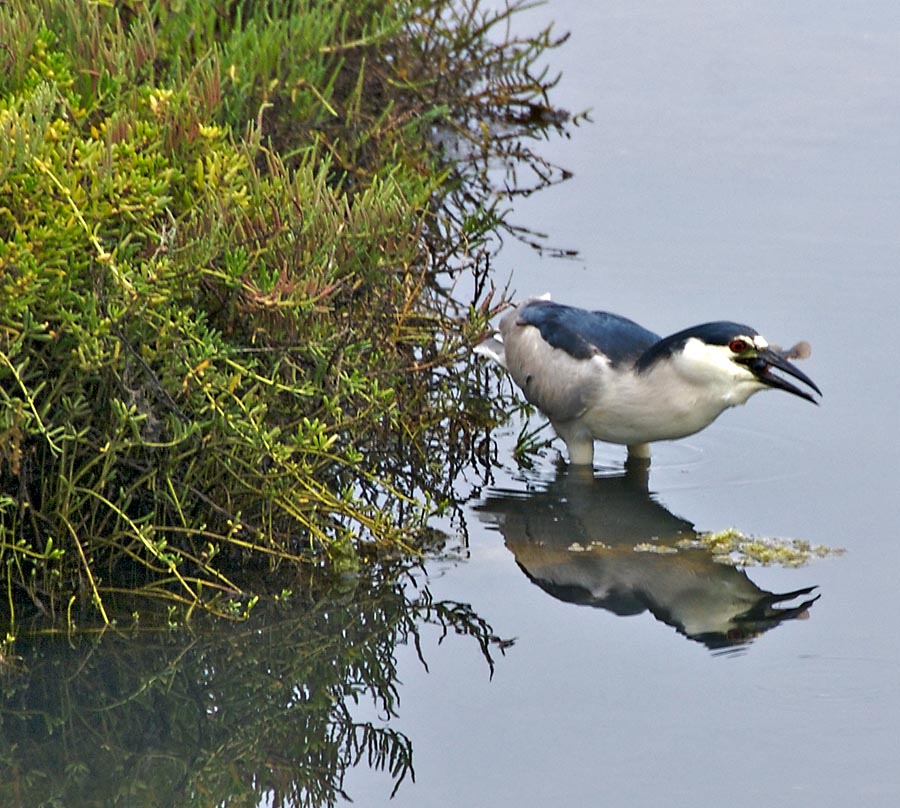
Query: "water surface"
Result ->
[[347, 2, 900, 805]]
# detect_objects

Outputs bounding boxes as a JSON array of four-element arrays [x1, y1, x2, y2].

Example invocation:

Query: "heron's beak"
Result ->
[[743, 348, 822, 404]]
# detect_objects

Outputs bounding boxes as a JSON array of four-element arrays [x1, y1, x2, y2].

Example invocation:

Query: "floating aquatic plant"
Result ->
[[675, 529, 845, 568]]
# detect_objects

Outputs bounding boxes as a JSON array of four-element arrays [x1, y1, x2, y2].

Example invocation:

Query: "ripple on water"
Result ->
[[649, 423, 815, 491], [489, 420, 815, 490]]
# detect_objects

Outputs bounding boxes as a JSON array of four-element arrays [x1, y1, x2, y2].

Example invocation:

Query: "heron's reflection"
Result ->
[[476, 465, 819, 652]]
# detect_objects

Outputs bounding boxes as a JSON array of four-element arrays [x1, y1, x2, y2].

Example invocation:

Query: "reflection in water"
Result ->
[[477, 466, 820, 652], [0, 569, 509, 806]]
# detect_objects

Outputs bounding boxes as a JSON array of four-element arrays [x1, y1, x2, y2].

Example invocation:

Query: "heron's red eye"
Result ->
[[729, 338, 749, 354]]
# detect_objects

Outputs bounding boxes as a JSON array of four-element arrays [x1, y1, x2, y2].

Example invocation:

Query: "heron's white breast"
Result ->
[[578, 344, 763, 444]]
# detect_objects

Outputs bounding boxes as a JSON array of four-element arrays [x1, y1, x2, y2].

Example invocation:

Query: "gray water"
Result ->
[[346, 2, 900, 805]]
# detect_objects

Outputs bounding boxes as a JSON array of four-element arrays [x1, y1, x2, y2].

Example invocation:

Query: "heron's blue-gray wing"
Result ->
[[499, 301, 660, 422], [516, 301, 659, 363]]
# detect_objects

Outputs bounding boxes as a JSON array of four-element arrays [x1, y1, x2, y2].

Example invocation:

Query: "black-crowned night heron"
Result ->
[[475, 296, 821, 464]]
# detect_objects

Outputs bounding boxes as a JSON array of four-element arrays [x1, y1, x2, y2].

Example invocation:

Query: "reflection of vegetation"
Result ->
[[0, 565, 511, 806], [0, 0, 573, 630]]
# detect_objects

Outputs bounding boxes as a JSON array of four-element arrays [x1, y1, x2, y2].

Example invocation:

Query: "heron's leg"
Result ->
[[553, 421, 595, 465], [626, 442, 651, 462]]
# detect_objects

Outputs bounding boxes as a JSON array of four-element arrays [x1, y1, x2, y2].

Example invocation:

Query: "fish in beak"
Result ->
[[741, 347, 822, 404]]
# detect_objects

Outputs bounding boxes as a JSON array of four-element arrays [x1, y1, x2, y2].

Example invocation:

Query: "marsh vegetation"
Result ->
[[0, 0, 573, 633]]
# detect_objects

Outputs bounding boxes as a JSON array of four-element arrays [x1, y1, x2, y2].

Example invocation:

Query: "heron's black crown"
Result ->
[[636, 321, 758, 373]]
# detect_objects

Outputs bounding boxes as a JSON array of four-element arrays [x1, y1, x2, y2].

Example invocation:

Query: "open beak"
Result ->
[[743, 348, 822, 404]]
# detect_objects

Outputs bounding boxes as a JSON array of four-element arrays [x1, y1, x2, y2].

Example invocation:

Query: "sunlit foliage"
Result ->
[[0, 0, 572, 630]]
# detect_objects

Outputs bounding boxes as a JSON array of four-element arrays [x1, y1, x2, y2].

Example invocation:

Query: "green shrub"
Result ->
[[0, 0, 570, 630]]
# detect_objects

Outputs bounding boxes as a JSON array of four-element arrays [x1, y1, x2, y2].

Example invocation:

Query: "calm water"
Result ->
[[347, 2, 900, 806]]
